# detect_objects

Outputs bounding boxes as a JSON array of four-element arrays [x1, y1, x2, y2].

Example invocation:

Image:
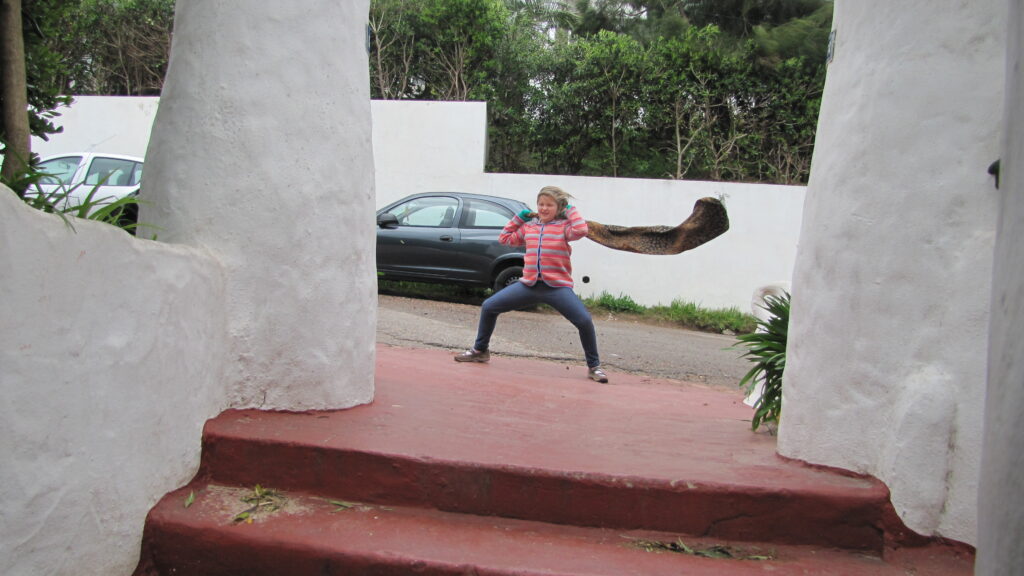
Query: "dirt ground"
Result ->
[[376, 294, 752, 390]]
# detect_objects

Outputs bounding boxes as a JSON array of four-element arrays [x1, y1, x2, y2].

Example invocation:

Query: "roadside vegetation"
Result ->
[[378, 280, 757, 335], [369, 0, 832, 184], [733, 291, 789, 430]]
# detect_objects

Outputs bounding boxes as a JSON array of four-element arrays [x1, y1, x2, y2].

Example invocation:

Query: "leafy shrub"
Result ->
[[734, 292, 790, 431]]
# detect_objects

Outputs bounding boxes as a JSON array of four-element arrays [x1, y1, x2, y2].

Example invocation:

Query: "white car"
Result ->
[[35, 152, 144, 215]]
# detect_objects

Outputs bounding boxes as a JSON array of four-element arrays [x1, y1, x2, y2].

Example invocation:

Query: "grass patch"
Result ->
[[647, 299, 757, 334], [587, 291, 646, 314], [378, 279, 491, 305], [585, 292, 757, 334]]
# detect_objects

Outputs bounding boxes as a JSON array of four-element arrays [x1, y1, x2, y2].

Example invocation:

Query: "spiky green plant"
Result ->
[[4, 163, 145, 235], [734, 292, 790, 431]]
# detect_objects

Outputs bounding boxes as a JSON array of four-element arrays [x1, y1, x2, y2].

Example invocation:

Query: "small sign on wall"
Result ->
[[827, 30, 836, 64]]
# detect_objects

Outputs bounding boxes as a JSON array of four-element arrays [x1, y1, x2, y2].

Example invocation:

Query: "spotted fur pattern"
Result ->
[[585, 197, 729, 255]]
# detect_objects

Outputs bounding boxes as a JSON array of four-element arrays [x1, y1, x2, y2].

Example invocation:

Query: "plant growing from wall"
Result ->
[[3, 161, 145, 234], [734, 291, 789, 431]]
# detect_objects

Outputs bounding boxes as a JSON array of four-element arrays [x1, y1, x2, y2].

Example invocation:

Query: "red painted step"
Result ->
[[195, 346, 917, 552], [135, 345, 973, 574], [136, 482, 972, 576]]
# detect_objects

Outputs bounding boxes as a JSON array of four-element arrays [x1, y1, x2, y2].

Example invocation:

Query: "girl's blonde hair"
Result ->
[[537, 185, 574, 213]]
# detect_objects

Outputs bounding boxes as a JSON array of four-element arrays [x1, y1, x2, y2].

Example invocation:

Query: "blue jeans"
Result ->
[[473, 281, 601, 368]]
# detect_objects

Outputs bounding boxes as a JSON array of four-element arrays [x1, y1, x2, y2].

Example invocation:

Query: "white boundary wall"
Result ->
[[35, 97, 805, 312]]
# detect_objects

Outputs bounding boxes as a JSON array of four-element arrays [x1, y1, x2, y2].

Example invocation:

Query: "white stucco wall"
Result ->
[[33, 95, 803, 312], [3, 1, 377, 574], [778, 0, 1005, 545], [477, 175, 803, 311], [372, 99, 488, 194], [31, 96, 159, 160], [369, 104, 805, 311], [0, 191, 228, 575], [141, 0, 376, 410], [978, 1, 1024, 573]]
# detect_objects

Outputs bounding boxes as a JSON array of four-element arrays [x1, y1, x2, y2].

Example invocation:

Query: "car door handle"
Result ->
[[439, 235, 454, 242]]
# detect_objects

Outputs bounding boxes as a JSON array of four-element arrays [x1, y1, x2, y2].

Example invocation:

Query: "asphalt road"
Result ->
[[376, 294, 752, 390]]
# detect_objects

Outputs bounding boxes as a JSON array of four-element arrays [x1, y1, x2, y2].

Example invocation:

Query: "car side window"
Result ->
[[84, 157, 142, 187], [386, 196, 458, 228], [37, 156, 83, 185], [460, 199, 514, 229], [129, 162, 144, 187]]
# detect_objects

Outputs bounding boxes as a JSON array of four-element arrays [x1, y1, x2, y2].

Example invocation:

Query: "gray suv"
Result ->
[[376, 192, 528, 291]]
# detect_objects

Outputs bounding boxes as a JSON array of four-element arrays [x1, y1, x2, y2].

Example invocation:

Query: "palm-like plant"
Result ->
[[734, 291, 789, 431]]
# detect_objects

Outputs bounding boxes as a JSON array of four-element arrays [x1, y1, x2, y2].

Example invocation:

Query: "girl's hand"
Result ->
[[518, 208, 535, 220]]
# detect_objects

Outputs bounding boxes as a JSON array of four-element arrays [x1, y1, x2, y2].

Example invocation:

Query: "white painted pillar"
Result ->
[[141, 0, 376, 410], [778, 0, 1005, 545], [977, 1, 1024, 572]]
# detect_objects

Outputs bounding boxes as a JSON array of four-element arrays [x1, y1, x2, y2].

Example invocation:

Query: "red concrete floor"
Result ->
[[138, 344, 974, 575]]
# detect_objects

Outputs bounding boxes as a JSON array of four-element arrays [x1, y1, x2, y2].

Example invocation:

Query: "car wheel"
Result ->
[[493, 266, 523, 292]]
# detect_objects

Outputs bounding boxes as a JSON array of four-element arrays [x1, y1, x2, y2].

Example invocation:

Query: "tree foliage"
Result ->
[[6, 0, 831, 185], [2, 0, 72, 158], [1, 0, 173, 172], [368, 0, 830, 183], [68, 0, 175, 96]]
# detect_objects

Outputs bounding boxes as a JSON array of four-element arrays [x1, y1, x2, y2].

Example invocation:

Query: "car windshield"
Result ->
[[37, 156, 83, 185], [386, 196, 458, 227]]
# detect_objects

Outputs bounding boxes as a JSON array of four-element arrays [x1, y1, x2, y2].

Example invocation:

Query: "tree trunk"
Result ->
[[1, 0, 30, 183]]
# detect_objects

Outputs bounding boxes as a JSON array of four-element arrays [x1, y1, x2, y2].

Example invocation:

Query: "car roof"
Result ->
[[382, 192, 528, 211], [40, 152, 145, 163]]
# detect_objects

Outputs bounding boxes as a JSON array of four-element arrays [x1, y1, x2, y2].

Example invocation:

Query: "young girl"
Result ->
[[454, 186, 609, 383]]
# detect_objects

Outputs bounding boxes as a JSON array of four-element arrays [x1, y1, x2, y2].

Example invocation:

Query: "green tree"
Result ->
[[369, 0, 427, 99], [2, 0, 176, 176], [743, 56, 823, 183], [1, 0, 32, 181], [415, 0, 510, 100], [68, 0, 174, 96], [533, 30, 648, 177], [1, 0, 77, 178], [485, 0, 556, 173], [681, 0, 826, 37]]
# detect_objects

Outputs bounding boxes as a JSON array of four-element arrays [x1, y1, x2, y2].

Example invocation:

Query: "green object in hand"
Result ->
[[518, 209, 534, 220]]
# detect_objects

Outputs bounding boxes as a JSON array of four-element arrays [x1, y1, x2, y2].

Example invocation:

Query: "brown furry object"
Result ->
[[586, 197, 729, 255]]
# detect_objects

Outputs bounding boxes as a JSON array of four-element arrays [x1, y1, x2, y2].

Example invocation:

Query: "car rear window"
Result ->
[[460, 199, 514, 229]]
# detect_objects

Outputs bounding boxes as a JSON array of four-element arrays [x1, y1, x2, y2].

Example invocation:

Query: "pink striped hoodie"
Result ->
[[499, 206, 588, 288]]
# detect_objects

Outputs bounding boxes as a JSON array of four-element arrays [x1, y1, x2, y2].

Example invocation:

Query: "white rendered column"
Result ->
[[142, 0, 376, 410], [977, 1, 1024, 572], [778, 0, 1005, 545]]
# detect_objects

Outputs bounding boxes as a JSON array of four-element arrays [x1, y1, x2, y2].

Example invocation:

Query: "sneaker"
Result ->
[[454, 348, 490, 363], [588, 366, 609, 383]]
